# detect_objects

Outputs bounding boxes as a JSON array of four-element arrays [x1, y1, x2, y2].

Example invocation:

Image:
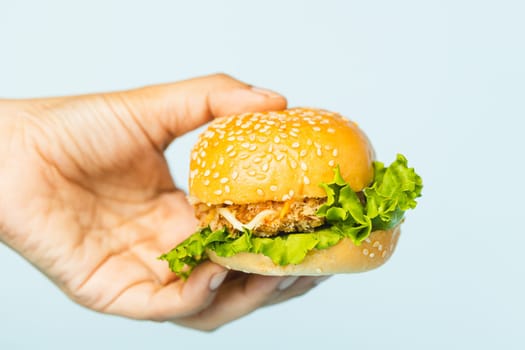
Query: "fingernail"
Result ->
[[313, 276, 331, 286], [250, 86, 283, 99], [209, 271, 228, 291], [277, 276, 299, 291]]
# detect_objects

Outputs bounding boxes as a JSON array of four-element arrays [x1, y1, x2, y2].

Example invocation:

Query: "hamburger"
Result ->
[[160, 108, 422, 278]]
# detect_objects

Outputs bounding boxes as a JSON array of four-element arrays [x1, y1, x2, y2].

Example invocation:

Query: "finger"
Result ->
[[113, 73, 287, 149], [102, 261, 228, 321], [172, 274, 286, 331], [265, 276, 332, 306]]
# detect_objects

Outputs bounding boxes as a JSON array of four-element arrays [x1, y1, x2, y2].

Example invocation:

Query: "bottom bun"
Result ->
[[207, 224, 401, 276]]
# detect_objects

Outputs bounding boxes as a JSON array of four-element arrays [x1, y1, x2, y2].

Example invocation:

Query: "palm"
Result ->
[[5, 96, 195, 317]]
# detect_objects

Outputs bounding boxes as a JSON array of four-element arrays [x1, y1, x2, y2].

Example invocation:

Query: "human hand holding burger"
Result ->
[[0, 74, 331, 331]]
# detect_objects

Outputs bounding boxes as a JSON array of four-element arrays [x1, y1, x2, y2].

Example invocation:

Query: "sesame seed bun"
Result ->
[[207, 224, 401, 275], [189, 108, 375, 204]]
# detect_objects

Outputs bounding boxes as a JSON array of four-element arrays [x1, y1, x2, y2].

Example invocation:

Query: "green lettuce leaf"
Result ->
[[364, 154, 423, 230], [160, 154, 422, 278]]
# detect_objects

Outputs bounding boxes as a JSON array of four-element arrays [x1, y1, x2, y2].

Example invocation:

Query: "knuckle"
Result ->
[[209, 72, 234, 83]]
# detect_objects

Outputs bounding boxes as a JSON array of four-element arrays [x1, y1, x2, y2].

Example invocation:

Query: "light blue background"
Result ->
[[1, 0, 523, 349]]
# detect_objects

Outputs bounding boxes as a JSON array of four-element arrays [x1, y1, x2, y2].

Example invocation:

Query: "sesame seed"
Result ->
[[362, 249, 369, 256], [382, 251, 387, 258], [282, 194, 290, 201], [228, 151, 237, 157], [313, 126, 321, 132], [300, 162, 308, 171], [274, 136, 280, 143], [373, 241, 380, 247], [218, 157, 224, 165], [290, 160, 297, 169], [332, 149, 339, 157], [224, 200, 233, 205], [203, 179, 210, 186], [304, 176, 310, 185], [212, 172, 219, 179], [316, 148, 322, 157], [249, 144, 257, 151], [299, 149, 307, 157], [226, 145, 233, 153], [249, 134, 256, 141], [324, 145, 332, 150], [290, 132, 298, 137], [270, 185, 278, 192], [201, 160, 207, 168], [237, 136, 245, 141], [262, 163, 269, 171], [328, 160, 335, 167], [241, 142, 250, 148], [214, 189, 223, 195], [378, 244, 383, 251], [225, 185, 231, 193], [280, 133, 288, 139], [291, 142, 300, 148], [268, 144, 273, 152], [227, 136, 235, 141], [254, 124, 261, 130], [204, 169, 210, 177], [307, 139, 312, 145], [220, 177, 229, 184], [248, 170, 256, 176], [253, 157, 262, 163], [327, 128, 335, 133], [191, 152, 198, 160], [257, 189, 264, 196], [276, 154, 285, 161], [239, 153, 249, 159], [289, 190, 294, 197], [369, 253, 375, 258]]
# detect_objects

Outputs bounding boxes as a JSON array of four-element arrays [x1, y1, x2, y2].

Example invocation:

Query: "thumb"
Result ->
[[112, 73, 287, 149]]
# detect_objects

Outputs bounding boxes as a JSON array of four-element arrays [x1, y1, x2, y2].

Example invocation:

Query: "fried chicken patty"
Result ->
[[194, 198, 327, 237]]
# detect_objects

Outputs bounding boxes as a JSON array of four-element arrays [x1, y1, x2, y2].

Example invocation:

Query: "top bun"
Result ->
[[189, 108, 375, 205]]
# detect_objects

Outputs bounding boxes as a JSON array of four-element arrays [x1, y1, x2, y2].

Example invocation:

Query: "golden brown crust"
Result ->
[[206, 224, 402, 276], [189, 108, 375, 205]]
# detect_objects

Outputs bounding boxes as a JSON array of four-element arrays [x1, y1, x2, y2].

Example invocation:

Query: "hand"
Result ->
[[0, 74, 329, 331]]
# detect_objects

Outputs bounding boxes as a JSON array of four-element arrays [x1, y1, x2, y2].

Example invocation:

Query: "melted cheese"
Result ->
[[279, 199, 294, 219]]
